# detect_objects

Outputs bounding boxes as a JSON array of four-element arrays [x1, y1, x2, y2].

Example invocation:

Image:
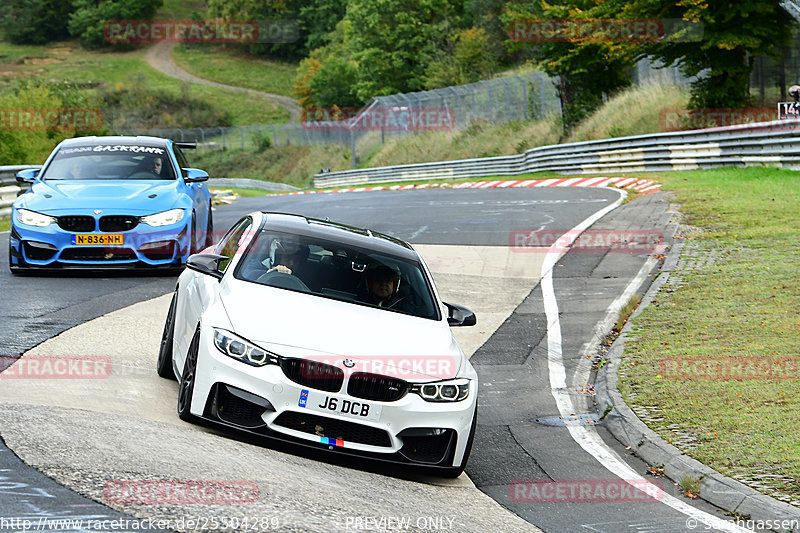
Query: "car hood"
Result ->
[[19, 180, 182, 214], [219, 281, 463, 381]]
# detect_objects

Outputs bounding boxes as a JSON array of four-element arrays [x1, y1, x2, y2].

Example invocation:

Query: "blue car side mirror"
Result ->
[[183, 168, 209, 183], [15, 168, 40, 183]]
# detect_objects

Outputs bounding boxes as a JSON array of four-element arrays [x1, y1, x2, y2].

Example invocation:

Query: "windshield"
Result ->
[[41, 144, 176, 180], [235, 230, 440, 321]]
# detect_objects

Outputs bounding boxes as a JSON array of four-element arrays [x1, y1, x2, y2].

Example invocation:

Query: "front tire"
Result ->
[[177, 327, 200, 422], [189, 212, 199, 255], [204, 206, 214, 248], [156, 290, 178, 380]]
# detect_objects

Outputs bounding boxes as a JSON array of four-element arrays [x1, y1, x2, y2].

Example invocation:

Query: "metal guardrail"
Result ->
[[313, 119, 800, 188], [5, 118, 799, 215], [0, 165, 39, 217]]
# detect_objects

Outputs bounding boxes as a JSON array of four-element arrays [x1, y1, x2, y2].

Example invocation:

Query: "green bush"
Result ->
[[98, 76, 233, 130], [0, 79, 105, 164], [251, 129, 272, 152]]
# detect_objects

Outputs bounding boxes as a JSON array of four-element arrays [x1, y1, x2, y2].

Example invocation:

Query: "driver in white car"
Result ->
[[266, 238, 310, 276]]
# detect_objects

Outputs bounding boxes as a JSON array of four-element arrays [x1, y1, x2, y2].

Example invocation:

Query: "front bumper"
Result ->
[[190, 327, 477, 469], [9, 212, 191, 269]]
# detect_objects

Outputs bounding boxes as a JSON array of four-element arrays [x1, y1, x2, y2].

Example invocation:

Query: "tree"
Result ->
[[208, 0, 347, 59], [345, 0, 467, 100], [294, 19, 365, 111], [505, 1, 636, 130], [298, 0, 347, 52], [425, 27, 496, 88], [467, 0, 520, 64], [68, 0, 163, 48], [308, 57, 361, 108], [625, 0, 794, 109], [0, 0, 75, 44]]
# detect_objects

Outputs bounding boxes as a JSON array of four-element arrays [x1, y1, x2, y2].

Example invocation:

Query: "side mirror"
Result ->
[[183, 168, 209, 183], [186, 253, 226, 280], [16, 168, 40, 183], [444, 302, 477, 327]]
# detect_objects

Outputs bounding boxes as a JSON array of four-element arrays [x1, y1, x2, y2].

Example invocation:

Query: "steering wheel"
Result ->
[[256, 270, 310, 292]]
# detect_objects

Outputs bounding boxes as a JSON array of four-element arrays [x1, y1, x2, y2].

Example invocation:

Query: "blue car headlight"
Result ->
[[16, 208, 56, 228], [140, 208, 185, 227], [410, 378, 471, 402], [213, 328, 279, 367]]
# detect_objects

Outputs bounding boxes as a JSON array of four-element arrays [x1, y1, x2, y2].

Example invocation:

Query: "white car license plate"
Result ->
[[298, 389, 382, 422]]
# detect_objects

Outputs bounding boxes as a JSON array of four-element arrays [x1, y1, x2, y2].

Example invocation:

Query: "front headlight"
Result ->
[[213, 329, 279, 367], [16, 208, 56, 228], [411, 378, 471, 402], [140, 208, 185, 227]]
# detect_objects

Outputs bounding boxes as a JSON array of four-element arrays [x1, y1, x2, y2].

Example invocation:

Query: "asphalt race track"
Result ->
[[0, 187, 752, 532]]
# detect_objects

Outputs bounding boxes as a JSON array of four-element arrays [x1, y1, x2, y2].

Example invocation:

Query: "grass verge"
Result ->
[[192, 144, 352, 188], [0, 217, 9, 232], [209, 187, 271, 198], [0, 41, 289, 126], [172, 44, 298, 98], [618, 166, 800, 506], [566, 83, 689, 142]]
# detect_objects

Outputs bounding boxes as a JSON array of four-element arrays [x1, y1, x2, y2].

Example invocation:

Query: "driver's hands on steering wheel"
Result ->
[[268, 265, 292, 275]]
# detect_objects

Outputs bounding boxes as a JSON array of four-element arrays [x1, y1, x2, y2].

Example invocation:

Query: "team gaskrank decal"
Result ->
[[60, 145, 166, 155]]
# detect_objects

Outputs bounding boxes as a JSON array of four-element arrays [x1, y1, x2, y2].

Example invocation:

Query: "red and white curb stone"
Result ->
[[269, 177, 661, 196]]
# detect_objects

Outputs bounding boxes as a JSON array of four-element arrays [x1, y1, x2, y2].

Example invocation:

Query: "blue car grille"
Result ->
[[57, 216, 95, 232], [60, 247, 137, 261], [99, 215, 139, 232]]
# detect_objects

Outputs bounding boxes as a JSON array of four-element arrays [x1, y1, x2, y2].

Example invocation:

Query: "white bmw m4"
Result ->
[[157, 212, 478, 477]]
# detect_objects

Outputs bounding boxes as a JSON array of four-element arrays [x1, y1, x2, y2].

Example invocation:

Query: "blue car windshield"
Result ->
[[42, 145, 176, 180]]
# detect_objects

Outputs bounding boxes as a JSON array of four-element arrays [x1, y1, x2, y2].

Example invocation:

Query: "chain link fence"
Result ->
[[123, 61, 698, 165], [124, 72, 562, 165]]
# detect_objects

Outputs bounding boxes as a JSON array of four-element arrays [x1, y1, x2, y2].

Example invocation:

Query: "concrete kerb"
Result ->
[[593, 224, 800, 530]]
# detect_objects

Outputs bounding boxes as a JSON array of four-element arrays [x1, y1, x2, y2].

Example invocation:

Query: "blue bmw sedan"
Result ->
[[9, 136, 213, 273]]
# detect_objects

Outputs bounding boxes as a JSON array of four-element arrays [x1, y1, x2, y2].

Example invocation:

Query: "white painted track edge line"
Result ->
[[540, 192, 754, 533]]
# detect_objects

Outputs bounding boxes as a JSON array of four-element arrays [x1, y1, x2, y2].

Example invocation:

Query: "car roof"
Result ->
[[58, 136, 171, 148], [259, 212, 418, 261]]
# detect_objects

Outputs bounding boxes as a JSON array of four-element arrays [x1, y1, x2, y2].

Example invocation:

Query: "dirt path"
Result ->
[[145, 41, 302, 123]]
